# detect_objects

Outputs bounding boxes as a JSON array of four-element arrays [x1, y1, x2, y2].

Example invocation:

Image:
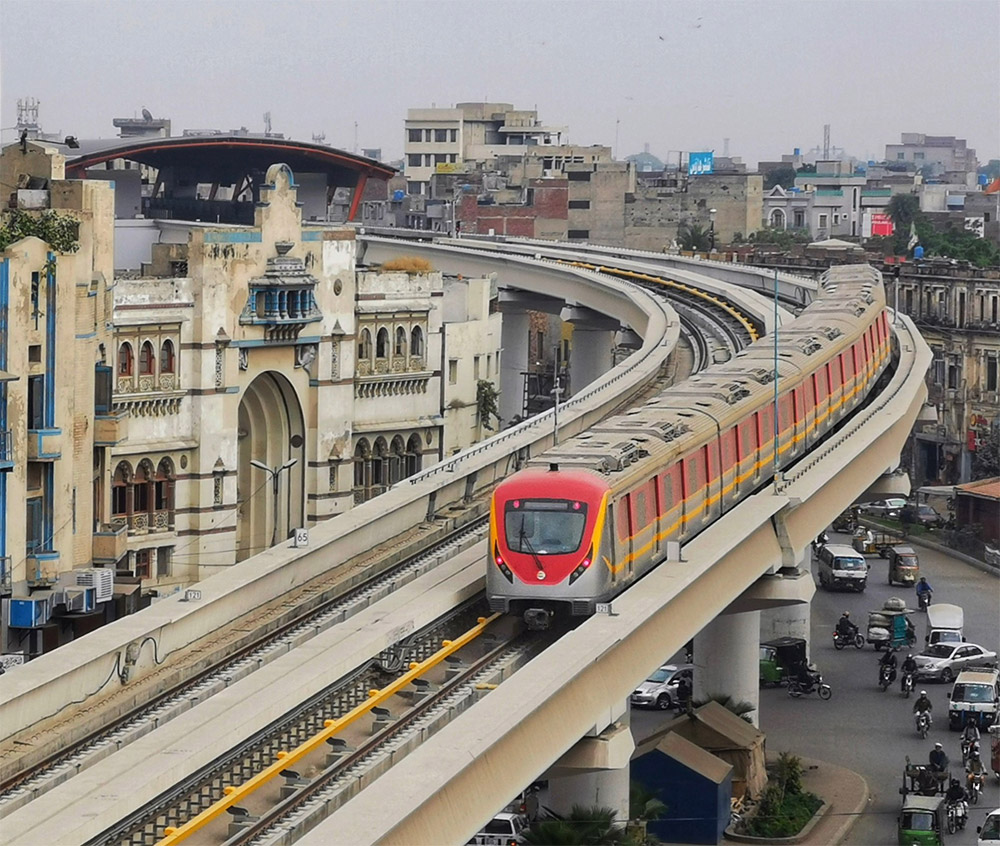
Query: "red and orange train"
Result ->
[[488, 265, 892, 629]]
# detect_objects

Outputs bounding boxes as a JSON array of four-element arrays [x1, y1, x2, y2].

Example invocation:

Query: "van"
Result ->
[[816, 544, 869, 592], [926, 603, 964, 646], [948, 667, 1000, 730]]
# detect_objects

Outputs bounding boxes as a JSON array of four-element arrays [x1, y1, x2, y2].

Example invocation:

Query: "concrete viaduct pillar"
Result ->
[[498, 290, 565, 426], [562, 305, 620, 395], [543, 711, 633, 826], [760, 549, 813, 659], [693, 610, 762, 726]]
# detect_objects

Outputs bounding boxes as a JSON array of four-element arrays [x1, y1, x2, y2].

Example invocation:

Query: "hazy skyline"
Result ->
[[2, 0, 997, 168]]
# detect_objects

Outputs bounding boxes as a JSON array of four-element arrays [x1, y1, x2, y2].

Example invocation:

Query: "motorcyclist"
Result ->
[[879, 648, 898, 684], [836, 612, 858, 639], [916, 577, 933, 606], [793, 661, 818, 692], [961, 722, 981, 745], [945, 778, 966, 803], [913, 690, 933, 725], [900, 653, 918, 691], [929, 741, 949, 773], [966, 746, 985, 791]]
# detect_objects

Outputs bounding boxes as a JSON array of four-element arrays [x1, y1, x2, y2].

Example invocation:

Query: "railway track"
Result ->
[[0, 520, 490, 810], [86, 601, 513, 845]]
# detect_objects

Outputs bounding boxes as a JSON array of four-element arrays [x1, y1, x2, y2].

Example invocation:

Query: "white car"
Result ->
[[978, 807, 1000, 844], [914, 643, 998, 683], [859, 497, 907, 518], [468, 812, 529, 845], [631, 664, 693, 710]]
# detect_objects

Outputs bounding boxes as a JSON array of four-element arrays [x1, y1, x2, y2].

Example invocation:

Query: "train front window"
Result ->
[[505, 499, 588, 555]]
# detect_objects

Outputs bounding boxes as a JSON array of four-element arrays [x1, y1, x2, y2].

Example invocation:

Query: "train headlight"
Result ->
[[493, 543, 514, 583], [569, 549, 594, 585]]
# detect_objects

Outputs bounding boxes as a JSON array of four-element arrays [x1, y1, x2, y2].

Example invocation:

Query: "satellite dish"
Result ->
[[141, 108, 153, 121]]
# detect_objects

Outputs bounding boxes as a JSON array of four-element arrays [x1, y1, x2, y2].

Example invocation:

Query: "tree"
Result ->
[[476, 379, 500, 431], [676, 223, 712, 251], [885, 194, 920, 231], [972, 426, 1000, 479], [764, 167, 796, 190], [0, 209, 80, 253], [522, 805, 631, 845]]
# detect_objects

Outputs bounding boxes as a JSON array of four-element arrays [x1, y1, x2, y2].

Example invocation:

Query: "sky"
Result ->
[[1, 0, 997, 168]]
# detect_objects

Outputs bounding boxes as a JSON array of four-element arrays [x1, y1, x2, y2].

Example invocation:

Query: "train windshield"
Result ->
[[505, 499, 588, 555]]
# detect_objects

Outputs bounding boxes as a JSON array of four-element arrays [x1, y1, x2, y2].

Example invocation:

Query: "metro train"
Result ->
[[487, 264, 893, 629]]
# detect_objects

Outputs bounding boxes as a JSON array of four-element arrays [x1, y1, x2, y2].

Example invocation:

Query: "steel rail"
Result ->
[[155, 613, 500, 845]]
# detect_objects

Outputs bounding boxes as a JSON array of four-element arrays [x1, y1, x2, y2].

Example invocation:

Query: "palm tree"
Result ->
[[885, 193, 920, 229], [522, 805, 630, 845], [676, 223, 712, 251]]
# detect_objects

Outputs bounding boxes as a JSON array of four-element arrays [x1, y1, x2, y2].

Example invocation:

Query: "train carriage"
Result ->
[[488, 265, 892, 629]]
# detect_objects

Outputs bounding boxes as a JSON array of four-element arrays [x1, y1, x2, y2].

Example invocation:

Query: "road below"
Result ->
[[629, 531, 998, 844], [760, 531, 999, 845]]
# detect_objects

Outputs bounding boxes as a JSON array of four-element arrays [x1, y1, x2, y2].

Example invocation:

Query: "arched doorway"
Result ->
[[236, 372, 305, 561]]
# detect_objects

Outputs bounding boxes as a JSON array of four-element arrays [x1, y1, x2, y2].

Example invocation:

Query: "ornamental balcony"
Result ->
[[239, 241, 322, 340]]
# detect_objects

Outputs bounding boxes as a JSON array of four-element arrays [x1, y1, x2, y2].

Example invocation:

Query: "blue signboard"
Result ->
[[688, 152, 714, 175]]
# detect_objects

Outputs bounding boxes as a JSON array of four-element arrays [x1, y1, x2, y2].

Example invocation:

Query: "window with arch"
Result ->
[[160, 339, 175, 374], [769, 209, 786, 230], [112, 462, 132, 521], [154, 458, 175, 530], [410, 326, 424, 358], [406, 434, 423, 478], [394, 326, 407, 358], [118, 343, 134, 376], [389, 435, 406, 485], [373, 437, 389, 492], [376, 328, 389, 359], [132, 461, 153, 530], [139, 341, 155, 375], [358, 328, 372, 361], [353, 439, 371, 503]]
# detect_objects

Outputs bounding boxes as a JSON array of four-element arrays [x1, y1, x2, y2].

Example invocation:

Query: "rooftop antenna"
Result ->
[[823, 123, 830, 159], [263, 111, 272, 135], [614, 119, 620, 160]]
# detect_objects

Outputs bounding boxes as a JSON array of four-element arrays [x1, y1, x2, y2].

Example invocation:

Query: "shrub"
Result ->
[[381, 256, 433, 273], [743, 753, 821, 838]]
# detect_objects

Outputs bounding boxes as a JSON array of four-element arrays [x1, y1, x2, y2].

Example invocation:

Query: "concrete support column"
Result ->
[[546, 766, 630, 824], [760, 549, 812, 661], [500, 309, 530, 425], [570, 327, 615, 395], [693, 610, 761, 725]]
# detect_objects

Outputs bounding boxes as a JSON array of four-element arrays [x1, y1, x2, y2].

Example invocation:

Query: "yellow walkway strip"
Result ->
[[158, 613, 500, 844]]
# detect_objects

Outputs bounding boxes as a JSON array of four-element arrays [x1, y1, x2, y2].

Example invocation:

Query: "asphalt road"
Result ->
[[760, 531, 1000, 846], [629, 531, 999, 845]]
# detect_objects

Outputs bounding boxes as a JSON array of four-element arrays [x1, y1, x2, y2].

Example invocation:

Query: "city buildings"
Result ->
[[1, 138, 501, 659]]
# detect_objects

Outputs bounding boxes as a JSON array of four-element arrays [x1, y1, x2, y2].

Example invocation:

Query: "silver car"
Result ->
[[631, 663, 693, 710], [860, 497, 907, 519], [913, 642, 997, 683]]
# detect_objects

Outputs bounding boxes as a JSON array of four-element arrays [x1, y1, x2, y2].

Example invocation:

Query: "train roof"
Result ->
[[496, 465, 611, 496]]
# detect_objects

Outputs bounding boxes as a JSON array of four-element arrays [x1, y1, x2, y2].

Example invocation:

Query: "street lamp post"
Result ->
[[250, 457, 297, 548], [709, 208, 717, 253]]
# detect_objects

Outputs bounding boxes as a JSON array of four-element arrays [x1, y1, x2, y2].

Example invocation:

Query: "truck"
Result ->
[[867, 597, 917, 651], [926, 603, 964, 646]]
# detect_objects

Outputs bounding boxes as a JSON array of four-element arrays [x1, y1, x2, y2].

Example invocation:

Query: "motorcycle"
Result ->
[[833, 629, 865, 650], [900, 672, 915, 698], [915, 710, 931, 739], [879, 663, 894, 692], [946, 799, 968, 833], [787, 673, 832, 700], [917, 589, 933, 611], [967, 769, 984, 804], [961, 737, 977, 766], [811, 532, 829, 553]]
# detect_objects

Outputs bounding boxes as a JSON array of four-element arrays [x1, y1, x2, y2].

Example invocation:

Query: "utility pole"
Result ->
[[551, 345, 563, 445], [250, 458, 297, 548]]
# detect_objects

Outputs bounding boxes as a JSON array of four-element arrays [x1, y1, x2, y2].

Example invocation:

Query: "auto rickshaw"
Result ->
[[759, 637, 807, 686], [990, 723, 1000, 781], [832, 508, 857, 533], [897, 794, 947, 845], [868, 599, 917, 651], [899, 757, 948, 845], [887, 546, 920, 586], [853, 527, 898, 556]]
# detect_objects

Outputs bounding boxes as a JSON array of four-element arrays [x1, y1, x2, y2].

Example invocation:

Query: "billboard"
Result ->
[[688, 152, 714, 175], [435, 162, 467, 174]]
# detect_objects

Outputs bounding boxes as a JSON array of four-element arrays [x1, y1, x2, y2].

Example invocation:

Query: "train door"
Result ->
[[611, 495, 633, 583], [719, 427, 737, 508]]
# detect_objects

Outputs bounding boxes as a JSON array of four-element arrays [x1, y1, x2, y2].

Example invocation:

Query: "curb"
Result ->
[[856, 519, 998, 578], [724, 802, 828, 844]]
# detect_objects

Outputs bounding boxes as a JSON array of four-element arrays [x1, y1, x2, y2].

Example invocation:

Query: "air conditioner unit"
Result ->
[[64, 586, 96, 614], [76, 568, 114, 603], [8, 596, 52, 628]]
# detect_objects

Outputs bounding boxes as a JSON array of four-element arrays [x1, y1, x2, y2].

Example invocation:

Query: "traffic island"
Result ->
[[725, 754, 868, 845]]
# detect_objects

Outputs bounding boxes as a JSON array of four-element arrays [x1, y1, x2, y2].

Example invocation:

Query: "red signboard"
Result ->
[[871, 213, 894, 237]]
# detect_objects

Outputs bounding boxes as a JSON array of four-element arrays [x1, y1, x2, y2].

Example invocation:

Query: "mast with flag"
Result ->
[[907, 222, 919, 252]]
